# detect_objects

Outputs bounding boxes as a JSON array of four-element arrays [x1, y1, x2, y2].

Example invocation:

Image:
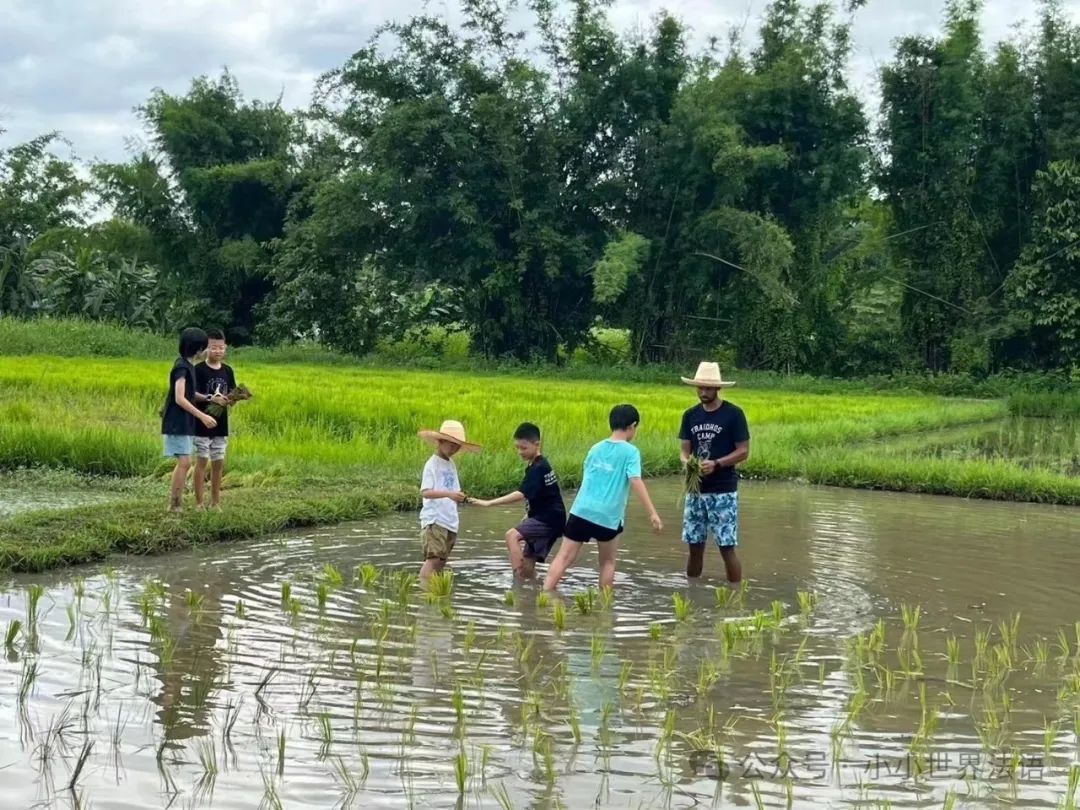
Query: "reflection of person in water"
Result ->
[[409, 611, 455, 696], [146, 576, 228, 746]]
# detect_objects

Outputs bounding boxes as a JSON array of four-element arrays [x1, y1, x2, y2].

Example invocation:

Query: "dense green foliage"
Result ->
[[1, 1, 1079, 377]]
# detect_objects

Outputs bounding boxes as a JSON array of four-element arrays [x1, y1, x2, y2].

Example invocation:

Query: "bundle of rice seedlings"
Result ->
[[683, 456, 705, 496], [208, 384, 253, 417]]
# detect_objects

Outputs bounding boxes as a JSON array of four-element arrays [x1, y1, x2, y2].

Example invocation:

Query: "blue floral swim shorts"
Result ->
[[682, 492, 739, 548]]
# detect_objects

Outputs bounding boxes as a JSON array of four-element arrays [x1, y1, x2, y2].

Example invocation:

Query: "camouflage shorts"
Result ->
[[682, 492, 739, 548]]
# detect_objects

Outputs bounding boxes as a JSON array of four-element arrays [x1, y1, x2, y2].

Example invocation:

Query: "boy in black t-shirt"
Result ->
[[470, 423, 566, 579], [162, 327, 217, 512], [193, 329, 236, 509]]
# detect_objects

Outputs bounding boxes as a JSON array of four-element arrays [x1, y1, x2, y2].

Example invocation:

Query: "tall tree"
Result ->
[[94, 72, 299, 341]]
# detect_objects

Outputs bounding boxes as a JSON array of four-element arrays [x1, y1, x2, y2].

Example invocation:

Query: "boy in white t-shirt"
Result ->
[[416, 420, 482, 580]]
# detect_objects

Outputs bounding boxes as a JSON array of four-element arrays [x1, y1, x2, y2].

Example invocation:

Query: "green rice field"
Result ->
[[0, 321, 1076, 572]]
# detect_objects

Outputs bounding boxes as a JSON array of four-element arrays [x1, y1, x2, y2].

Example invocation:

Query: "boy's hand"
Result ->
[[201, 414, 218, 430], [469, 498, 491, 507], [700, 460, 717, 474], [650, 512, 664, 533], [210, 393, 229, 407], [448, 492, 466, 503]]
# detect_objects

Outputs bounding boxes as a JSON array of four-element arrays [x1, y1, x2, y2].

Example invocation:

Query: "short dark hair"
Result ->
[[178, 327, 209, 359], [206, 329, 226, 341], [609, 404, 640, 431], [514, 422, 541, 443]]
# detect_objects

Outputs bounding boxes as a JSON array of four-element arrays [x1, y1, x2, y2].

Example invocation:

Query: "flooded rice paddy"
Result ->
[[1, 479, 1079, 808]]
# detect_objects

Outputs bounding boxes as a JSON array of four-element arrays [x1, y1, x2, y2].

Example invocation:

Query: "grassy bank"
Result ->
[[0, 319, 1076, 572]]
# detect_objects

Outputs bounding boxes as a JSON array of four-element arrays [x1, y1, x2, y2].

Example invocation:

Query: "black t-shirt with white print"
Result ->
[[195, 362, 236, 438], [678, 401, 750, 494], [520, 456, 567, 531]]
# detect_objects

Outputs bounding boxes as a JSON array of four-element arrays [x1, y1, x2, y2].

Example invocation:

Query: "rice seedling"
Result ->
[[454, 745, 468, 794], [504, 590, 516, 607], [427, 570, 454, 600], [26, 583, 44, 627], [677, 453, 705, 501], [946, 636, 961, 666], [673, 592, 692, 622], [260, 765, 284, 810], [5, 619, 21, 651], [796, 590, 819, 616], [698, 658, 720, 698], [234, 599, 246, 619], [356, 563, 380, 588], [590, 633, 607, 670], [1030, 638, 1051, 670], [901, 603, 922, 634], [317, 713, 334, 758], [452, 682, 467, 728], [490, 782, 514, 810], [316, 582, 331, 609], [552, 601, 566, 632], [280, 581, 292, 603], [1064, 764, 1080, 810], [536, 591, 551, 610], [715, 586, 734, 609], [568, 702, 582, 744], [533, 731, 556, 785], [649, 622, 664, 640], [67, 740, 94, 792], [322, 563, 344, 588], [771, 600, 785, 626], [618, 661, 634, 693], [574, 587, 598, 615], [1043, 716, 1061, 766], [331, 755, 364, 807], [184, 588, 205, 616], [18, 659, 37, 703]]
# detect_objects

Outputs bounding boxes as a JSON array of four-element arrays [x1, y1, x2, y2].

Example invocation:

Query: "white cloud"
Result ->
[[1, 0, 1077, 164]]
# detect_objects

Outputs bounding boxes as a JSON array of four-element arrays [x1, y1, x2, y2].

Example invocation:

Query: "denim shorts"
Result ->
[[162, 434, 194, 458], [683, 492, 739, 548]]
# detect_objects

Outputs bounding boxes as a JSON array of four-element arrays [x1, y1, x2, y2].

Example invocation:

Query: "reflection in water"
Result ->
[[0, 479, 1078, 808]]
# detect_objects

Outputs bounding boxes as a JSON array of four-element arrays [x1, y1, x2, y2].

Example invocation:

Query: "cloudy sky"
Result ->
[[0, 0, 1071, 165]]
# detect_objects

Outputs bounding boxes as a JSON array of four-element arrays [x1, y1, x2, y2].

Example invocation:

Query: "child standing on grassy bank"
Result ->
[[194, 329, 235, 509], [543, 405, 663, 592], [470, 422, 566, 580], [162, 328, 217, 512], [417, 420, 481, 581]]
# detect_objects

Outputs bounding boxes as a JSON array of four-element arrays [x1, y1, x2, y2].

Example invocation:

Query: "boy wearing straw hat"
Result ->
[[679, 362, 750, 583], [417, 420, 481, 580]]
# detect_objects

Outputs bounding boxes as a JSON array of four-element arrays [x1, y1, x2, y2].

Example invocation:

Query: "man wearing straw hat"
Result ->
[[417, 419, 482, 580], [678, 362, 750, 583]]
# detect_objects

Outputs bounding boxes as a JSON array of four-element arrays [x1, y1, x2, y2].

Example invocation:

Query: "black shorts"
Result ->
[[514, 517, 562, 562], [564, 515, 623, 543]]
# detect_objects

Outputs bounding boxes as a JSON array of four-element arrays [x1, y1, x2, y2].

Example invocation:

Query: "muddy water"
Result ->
[[1, 479, 1079, 809]]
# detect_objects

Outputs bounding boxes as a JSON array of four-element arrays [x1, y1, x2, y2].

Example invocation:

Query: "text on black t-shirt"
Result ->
[[195, 362, 237, 438], [678, 401, 750, 494], [520, 456, 567, 530]]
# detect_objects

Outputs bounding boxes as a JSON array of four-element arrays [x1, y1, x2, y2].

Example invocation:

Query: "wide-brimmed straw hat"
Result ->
[[417, 419, 482, 453], [681, 362, 736, 388]]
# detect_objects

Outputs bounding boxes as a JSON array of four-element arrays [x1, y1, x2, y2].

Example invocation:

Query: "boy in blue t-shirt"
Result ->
[[543, 404, 663, 592]]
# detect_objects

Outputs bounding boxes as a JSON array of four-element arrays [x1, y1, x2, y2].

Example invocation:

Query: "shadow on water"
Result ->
[[0, 478, 1078, 808]]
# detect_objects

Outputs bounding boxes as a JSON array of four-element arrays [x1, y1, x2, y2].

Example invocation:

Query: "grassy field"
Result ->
[[0, 319, 1076, 572]]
